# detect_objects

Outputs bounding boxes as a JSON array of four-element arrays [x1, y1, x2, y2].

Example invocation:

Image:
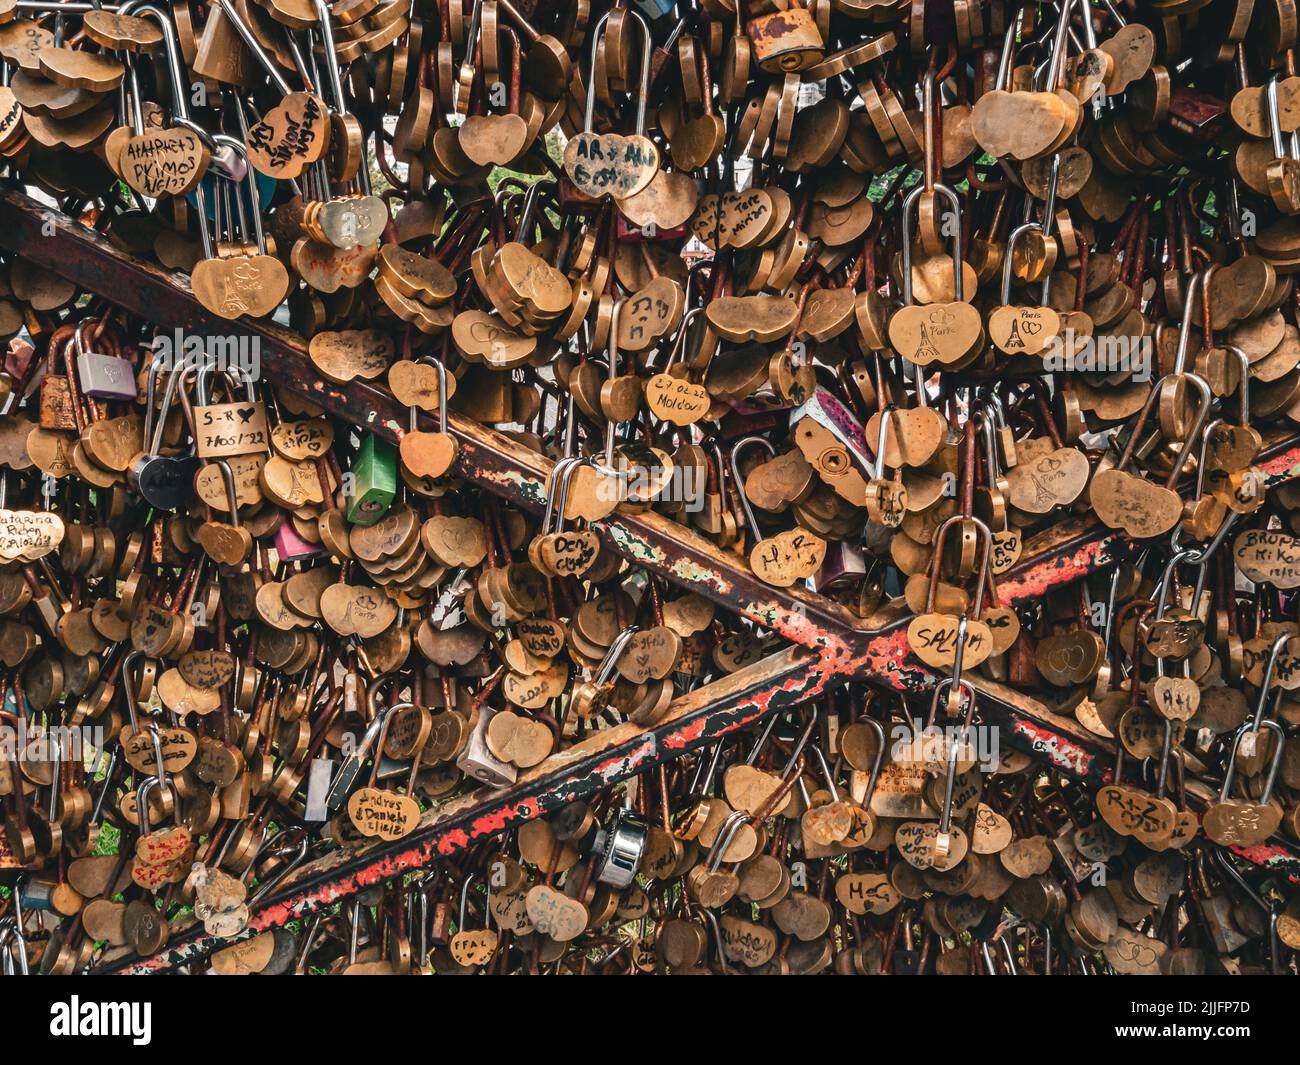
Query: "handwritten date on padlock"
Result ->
[[1233, 529, 1300, 588], [347, 786, 419, 841], [194, 401, 268, 459], [120, 127, 208, 198]]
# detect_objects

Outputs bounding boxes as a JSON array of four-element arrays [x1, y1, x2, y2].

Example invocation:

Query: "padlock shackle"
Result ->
[[135, 775, 160, 836], [1221, 718, 1287, 802], [705, 808, 751, 873], [249, 836, 310, 907], [1251, 632, 1290, 731], [212, 133, 269, 254], [994, 16, 1018, 92], [1172, 271, 1205, 375], [596, 626, 639, 685], [1151, 547, 1197, 621], [117, 4, 196, 122], [807, 743, 840, 802], [582, 8, 653, 137], [119, 649, 146, 730], [1223, 343, 1252, 424], [552, 457, 585, 535], [926, 514, 993, 616], [937, 735, 963, 834], [209, 459, 241, 524], [857, 717, 888, 807], [729, 435, 776, 544], [873, 405, 896, 479], [901, 182, 963, 306], [313, 0, 351, 117], [1267, 75, 1289, 160], [662, 306, 706, 372], [540, 457, 579, 536], [699, 907, 730, 975], [600, 298, 632, 474], [456, 869, 492, 931], [1045, 0, 1076, 91], [211, 0, 294, 94], [366, 670, 405, 713], [1000, 222, 1044, 306]]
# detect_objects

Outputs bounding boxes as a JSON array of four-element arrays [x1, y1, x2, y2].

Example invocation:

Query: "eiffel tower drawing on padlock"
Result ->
[[1004, 317, 1026, 351], [914, 322, 940, 363]]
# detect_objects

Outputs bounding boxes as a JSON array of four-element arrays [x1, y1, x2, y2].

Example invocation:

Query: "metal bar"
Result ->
[[0, 190, 1190, 660], [0, 190, 864, 655], [5, 191, 1298, 969], [96, 644, 831, 973], [2, 190, 1298, 662]]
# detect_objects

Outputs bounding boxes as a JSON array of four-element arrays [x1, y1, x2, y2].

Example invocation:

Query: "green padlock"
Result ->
[[346, 434, 397, 526]]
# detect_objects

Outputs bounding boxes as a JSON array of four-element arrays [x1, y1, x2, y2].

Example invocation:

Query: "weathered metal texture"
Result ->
[[97, 646, 831, 973], [845, 608, 1115, 786], [4, 192, 1295, 970], [1260, 436, 1300, 487], [1229, 842, 1300, 879], [0, 192, 1154, 671], [996, 522, 1131, 604], [0, 191, 860, 655]]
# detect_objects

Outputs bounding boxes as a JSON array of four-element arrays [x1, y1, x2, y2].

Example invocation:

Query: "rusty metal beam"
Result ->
[[5, 191, 1296, 972], [96, 644, 830, 973], [0, 190, 868, 652], [5, 189, 1294, 670]]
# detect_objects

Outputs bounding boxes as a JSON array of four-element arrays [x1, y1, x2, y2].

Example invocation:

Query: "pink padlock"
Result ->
[[275, 521, 323, 561], [616, 216, 686, 243]]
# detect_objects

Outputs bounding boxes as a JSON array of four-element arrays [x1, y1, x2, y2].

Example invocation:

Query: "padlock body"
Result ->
[[346, 435, 398, 526]]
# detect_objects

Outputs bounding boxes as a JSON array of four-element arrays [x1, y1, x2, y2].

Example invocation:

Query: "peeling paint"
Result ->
[[1260, 444, 1300, 483], [1230, 843, 1300, 883], [998, 537, 1126, 603], [1011, 720, 1093, 777]]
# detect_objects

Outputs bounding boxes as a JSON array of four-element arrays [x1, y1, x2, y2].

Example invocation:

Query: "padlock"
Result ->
[[38, 330, 78, 431], [193, 364, 269, 460], [456, 706, 517, 788], [588, 808, 648, 889], [74, 320, 137, 401], [346, 434, 398, 526], [127, 355, 201, 511], [746, 3, 824, 74], [275, 520, 325, 561]]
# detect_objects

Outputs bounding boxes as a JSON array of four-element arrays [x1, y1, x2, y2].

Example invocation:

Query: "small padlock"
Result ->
[[588, 808, 648, 888], [74, 320, 137, 401], [274, 521, 324, 561], [456, 706, 517, 788], [38, 330, 78, 432], [193, 365, 269, 460], [346, 434, 398, 526]]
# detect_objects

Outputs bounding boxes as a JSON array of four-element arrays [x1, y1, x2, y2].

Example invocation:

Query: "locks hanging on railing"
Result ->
[[3, 0, 1300, 986]]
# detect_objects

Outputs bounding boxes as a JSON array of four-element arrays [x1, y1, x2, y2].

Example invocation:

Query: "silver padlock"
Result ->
[[325, 674, 404, 811], [74, 320, 137, 401], [589, 809, 647, 888], [456, 706, 517, 788]]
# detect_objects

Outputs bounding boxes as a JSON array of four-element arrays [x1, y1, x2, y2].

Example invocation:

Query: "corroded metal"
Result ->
[[5, 190, 1296, 973], [97, 645, 828, 973]]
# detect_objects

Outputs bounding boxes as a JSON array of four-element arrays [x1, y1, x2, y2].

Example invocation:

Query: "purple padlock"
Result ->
[[74, 321, 137, 401], [816, 540, 866, 593], [275, 520, 324, 561]]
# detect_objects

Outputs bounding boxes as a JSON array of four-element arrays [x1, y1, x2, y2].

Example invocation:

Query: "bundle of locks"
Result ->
[[0, 0, 1298, 976]]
